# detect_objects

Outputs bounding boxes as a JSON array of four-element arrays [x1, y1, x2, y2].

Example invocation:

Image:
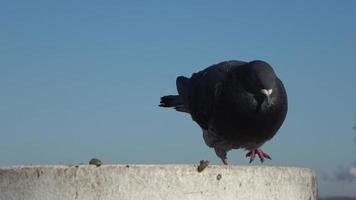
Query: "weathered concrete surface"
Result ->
[[0, 165, 317, 200]]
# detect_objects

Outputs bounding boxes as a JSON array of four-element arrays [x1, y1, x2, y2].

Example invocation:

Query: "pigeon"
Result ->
[[159, 60, 288, 165]]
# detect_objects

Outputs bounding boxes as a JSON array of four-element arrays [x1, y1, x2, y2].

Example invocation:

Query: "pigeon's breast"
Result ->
[[202, 127, 264, 151], [207, 91, 282, 146]]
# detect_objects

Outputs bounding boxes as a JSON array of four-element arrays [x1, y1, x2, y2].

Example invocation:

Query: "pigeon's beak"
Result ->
[[261, 89, 273, 105]]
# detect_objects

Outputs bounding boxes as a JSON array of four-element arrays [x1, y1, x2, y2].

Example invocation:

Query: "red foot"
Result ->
[[222, 158, 229, 165], [246, 148, 272, 163]]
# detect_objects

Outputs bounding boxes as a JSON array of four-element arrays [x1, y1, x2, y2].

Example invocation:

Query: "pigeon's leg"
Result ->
[[214, 148, 228, 165], [246, 148, 271, 163]]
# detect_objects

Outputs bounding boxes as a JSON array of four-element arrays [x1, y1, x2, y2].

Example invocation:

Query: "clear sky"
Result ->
[[1, 0, 356, 197]]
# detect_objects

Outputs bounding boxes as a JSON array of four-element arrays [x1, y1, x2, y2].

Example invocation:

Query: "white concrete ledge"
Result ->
[[0, 165, 317, 200]]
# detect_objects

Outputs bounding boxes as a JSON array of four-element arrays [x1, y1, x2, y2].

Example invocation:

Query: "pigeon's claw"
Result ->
[[222, 158, 229, 165], [247, 150, 257, 163], [246, 148, 271, 163]]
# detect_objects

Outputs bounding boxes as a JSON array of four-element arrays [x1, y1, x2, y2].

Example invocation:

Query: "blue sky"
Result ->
[[1, 0, 356, 197]]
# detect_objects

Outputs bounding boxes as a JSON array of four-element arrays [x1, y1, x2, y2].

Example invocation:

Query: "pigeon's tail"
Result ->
[[159, 95, 189, 113]]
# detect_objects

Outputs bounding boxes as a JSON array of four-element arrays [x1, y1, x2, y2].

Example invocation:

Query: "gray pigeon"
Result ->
[[159, 60, 288, 164]]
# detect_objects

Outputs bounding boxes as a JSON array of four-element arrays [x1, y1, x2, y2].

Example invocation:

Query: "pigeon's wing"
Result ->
[[179, 60, 247, 129]]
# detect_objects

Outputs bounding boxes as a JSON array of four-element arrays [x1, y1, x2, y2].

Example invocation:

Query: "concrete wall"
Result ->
[[0, 165, 317, 200]]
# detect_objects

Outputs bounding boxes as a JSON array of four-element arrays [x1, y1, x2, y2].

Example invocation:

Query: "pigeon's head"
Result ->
[[245, 60, 277, 105]]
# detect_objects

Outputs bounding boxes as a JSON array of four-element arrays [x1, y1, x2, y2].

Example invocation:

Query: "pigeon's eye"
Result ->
[[247, 73, 263, 90]]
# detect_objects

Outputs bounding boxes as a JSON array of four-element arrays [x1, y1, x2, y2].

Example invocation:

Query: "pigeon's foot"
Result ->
[[246, 148, 272, 163], [222, 158, 228, 165], [214, 147, 229, 165]]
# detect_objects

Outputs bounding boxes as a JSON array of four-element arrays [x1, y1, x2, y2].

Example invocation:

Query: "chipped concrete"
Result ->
[[0, 165, 317, 200]]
